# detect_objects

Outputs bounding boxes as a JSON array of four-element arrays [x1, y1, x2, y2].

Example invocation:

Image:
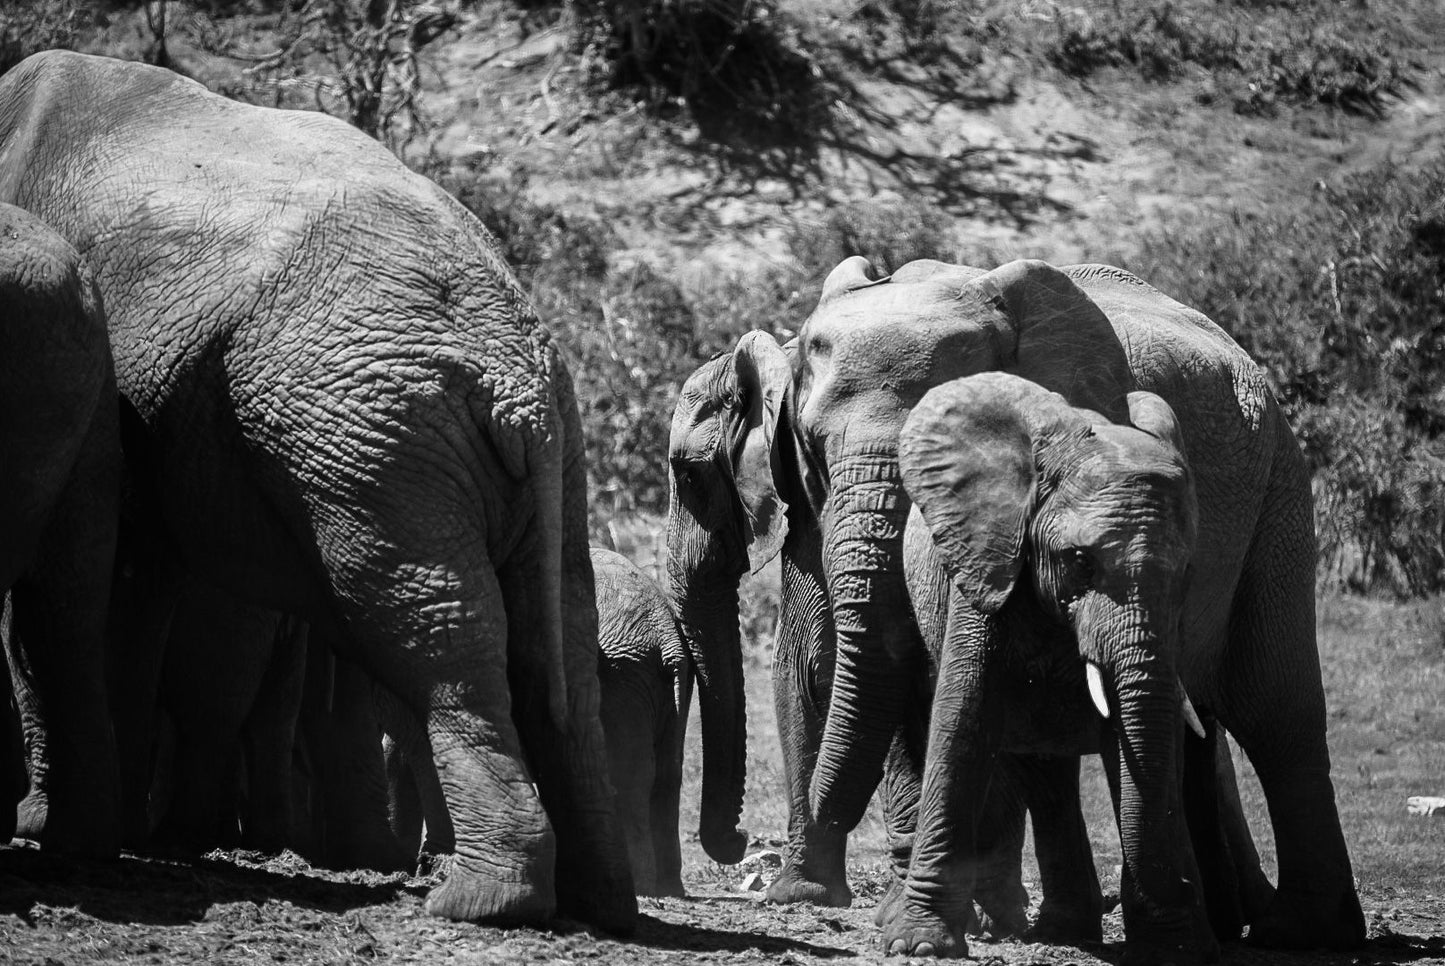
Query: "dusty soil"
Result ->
[[2, 842, 1443, 965]]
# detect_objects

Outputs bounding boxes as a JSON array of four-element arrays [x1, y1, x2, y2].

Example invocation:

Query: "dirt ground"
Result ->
[[2, 842, 1443, 966]]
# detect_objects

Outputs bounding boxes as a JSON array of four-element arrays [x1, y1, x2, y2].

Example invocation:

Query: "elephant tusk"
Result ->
[[1180, 682, 1206, 739], [1085, 661, 1109, 719]]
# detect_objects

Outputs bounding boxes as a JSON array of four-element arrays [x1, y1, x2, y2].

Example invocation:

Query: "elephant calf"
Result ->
[[592, 548, 694, 897], [0, 202, 121, 856]]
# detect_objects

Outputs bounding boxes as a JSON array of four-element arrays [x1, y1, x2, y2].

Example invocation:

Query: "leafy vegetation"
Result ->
[[1045, 0, 1421, 116], [566, 0, 837, 174], [1134, 164, 1445, 598], [0, 0, 83, 74]]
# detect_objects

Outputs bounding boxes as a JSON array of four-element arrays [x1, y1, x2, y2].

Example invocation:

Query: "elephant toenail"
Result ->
[[916, 942, 936, 956], [888, 939, 907, 955]]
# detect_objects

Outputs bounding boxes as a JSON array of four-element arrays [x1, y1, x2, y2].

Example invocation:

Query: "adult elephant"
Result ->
[[0, 202, 120, 856], [796, 257, 1363, 958], [666, 330, 917, 906], [666, 331, 1095, 935], [0, 52, 634, 931]]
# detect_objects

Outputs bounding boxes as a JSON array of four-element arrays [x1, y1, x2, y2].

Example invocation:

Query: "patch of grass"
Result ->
[[787, 198, 959, 281]]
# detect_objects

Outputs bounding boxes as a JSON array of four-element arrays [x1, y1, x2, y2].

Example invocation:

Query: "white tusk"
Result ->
[[1085, 662, 1109, 719], [1180, 682, 1206, 739]]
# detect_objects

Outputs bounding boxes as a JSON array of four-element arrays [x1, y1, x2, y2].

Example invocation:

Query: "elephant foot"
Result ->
[[975, 895, 1028, 938], [557, 869, 638, 936], [1247, 886, 1364, 950], [765, 860, 852, 907], [13, 790, 47, 842], [881, 909, 967, 959], [424, 864, 556, 925]]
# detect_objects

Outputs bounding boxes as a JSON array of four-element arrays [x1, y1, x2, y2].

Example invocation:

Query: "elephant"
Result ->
[[792, 256, 1364, 959], [0, 201, 121, 857], [666, 330, 1099, 933], [0, 51, 634, 931], [591, 547, 693, 897]]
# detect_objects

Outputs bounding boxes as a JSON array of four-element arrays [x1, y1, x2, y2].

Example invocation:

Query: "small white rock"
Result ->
[[741, 849, 783, 869], [1407, 795, 1445, 817], [739, 872, 766, 892]]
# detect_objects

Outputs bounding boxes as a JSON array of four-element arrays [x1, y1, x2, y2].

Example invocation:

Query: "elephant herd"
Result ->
[[0, 49, 1368, 963]]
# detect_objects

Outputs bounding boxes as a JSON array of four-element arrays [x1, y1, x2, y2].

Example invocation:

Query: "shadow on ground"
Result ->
[[0, 845, 408, 927]]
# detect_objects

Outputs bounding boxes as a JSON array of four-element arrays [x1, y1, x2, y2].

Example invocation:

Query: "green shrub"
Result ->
[[1133, 162, 1445, 597]]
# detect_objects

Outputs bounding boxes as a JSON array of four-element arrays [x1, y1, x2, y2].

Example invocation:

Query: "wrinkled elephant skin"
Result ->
[[0, 52, 634, 932]]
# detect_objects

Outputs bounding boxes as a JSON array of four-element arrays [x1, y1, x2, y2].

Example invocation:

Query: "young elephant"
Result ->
[[0, 203, 121, 856], [591, 548, 693, 897], [897, 372, 1208, 959]]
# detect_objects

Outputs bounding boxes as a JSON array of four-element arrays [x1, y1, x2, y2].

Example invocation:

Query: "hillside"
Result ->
[[4, 3, 1445, 964]]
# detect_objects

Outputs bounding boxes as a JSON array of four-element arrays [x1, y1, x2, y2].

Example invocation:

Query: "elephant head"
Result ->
[[796, 257, 1135, 831], [900, 372, 1200, 916], [664, 329, 794, 863]]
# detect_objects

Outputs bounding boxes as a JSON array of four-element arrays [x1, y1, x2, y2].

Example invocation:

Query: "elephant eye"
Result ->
[[1064, 548, 1094, 584]]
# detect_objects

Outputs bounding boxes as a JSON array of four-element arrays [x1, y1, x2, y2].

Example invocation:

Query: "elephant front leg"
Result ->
[[766, 633, 851, 908], [1015, 753, 1102, 942], [880, 625, 1007, 958]]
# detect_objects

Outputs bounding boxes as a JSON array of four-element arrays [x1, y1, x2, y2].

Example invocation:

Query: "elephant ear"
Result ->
[[816, 255, 889, 305], [972, 259, 1135, 423], [899, 372, 1066, 614], [730, 331, 793, 573], [1126, 390, 1187, 458]]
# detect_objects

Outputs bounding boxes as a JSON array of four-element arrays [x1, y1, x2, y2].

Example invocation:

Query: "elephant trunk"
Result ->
[[1093, 598, 1204, 949], [667, 497, 748, 865], [808, 454, 916, 834]]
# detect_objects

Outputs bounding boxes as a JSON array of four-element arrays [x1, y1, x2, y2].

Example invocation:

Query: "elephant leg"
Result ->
[[0, 608, 23, 843], [106, 539, 179, 851], [1182, 719, 1243, 942], [1016, 753, 1102, 942], [650, 674, 688, 898], [599, 671, 659, 896], [5, 436, 120, 857], [766, 626, 850, 907], [879, 625, 1007, 959], [240, 615, 306, 854], [1213, 729, 1275, 921], [376, 684, 452, 860], [502, 548, 635, 932], [304, 648, 410, 873], [874, 730, 921, 927], [1218, 528, 1363, 950], [382, 733, 423, 864]]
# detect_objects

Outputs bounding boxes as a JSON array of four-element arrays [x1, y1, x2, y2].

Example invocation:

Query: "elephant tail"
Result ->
[[532, 398, 570, 734]]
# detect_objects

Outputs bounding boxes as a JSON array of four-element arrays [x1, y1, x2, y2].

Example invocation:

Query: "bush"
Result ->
[[567, 0, 834, 173], [1047, 1, 1418, 115], [1132, 162, 1445, 597], [788, 198, 957, 280], [0, 0, 84, 75]]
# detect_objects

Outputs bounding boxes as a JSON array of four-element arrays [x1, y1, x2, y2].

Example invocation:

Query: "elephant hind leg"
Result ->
[[5, 439, 120, 858], [1218, 487, 1363, 951], [650, 697, 687, 898]]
